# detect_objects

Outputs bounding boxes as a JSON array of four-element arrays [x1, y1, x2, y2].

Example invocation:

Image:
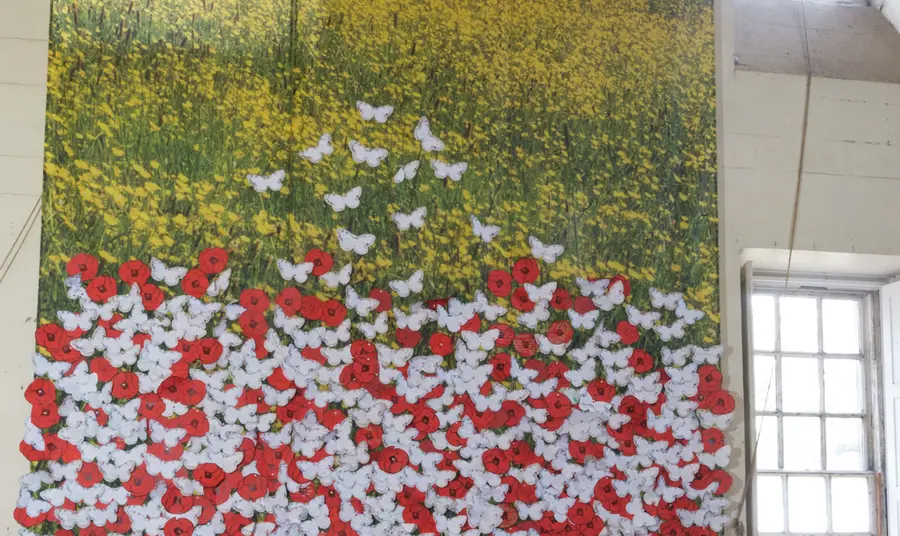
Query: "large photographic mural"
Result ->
[[17, 0, 730, 534]]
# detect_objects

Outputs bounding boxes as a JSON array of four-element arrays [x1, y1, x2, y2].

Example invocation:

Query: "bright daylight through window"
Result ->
[[751, 291, 875, 534]]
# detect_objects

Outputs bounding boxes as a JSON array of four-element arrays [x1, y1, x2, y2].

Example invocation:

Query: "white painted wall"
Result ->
[[875, 0, 900, 34], [0, 0, 50, 532]]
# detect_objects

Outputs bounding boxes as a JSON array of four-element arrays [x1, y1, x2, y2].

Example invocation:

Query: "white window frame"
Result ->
[[745, 270, 886, 536]]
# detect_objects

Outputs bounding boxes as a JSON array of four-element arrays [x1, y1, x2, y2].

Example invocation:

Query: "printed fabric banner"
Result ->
[[18, 0, 729, 535]]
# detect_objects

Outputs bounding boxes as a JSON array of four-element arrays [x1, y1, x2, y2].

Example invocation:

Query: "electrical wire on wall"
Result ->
[[730, 0, 814, 533]]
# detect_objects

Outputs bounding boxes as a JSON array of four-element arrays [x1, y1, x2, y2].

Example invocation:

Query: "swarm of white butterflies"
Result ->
[[19, 249, 731, 536]]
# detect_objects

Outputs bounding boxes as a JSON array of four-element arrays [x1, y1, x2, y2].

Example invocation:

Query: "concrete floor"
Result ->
[[735, 0, 900, 83]]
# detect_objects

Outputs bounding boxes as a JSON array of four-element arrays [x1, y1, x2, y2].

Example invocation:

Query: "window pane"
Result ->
[[756, 475, 785, 532], [755, 416, 779, 470], [787, 475, 827, 532], [754, 355, 776, 412], [823, 299, 860, 354], [781, 357, 820, 413], [783, 416, 821, 470], [826, 417, 865, 470], [780, 296, 819, 352], [753, 295, 776, 352], [831, 476, 871, 532], [824, 358, 863, 414]]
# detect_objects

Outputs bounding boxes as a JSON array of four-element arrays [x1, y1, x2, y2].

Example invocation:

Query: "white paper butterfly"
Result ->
[[470, 215, 500, 243], [322, 263, 352, 288], [626, 305, 661, 329], [356, 101, 393, 123], [337, 228, 376, 255], [389, 270, 424, 298], [676, 300, 705, 324], [431, 159, 467, 181], [393, 160, 420, 184], [206, 268, 231, 297], [345, 287, 379, 317], [301, 133, 334, 164], [414, 116, 445, 152], [568, 309, 599, 330], [529, 236, 564, 263], [650, 287, 682, 310], [150, 257, 187, 286], [349, 140, 388, 168], [247, 170, 285, 192], [357, 312, 388, 339], [277, 259, 314, 283], [324, 186, 362, 212], [391, 207, 427, 231], [655, 320, 686, 341], [524, 282, 557, 302]]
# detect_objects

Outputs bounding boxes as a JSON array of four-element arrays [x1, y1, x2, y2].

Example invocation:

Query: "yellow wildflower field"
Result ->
[[39, 0, 718, 341]]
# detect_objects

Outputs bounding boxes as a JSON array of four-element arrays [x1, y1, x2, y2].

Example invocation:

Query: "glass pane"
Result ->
[[781, 357, 820, 413], [783, 416, 821, 470], [823, 299, 860, 354], [752, 295, 776, 352], [824, 359, 863, 414], [831, 476, 871, 532], [787, 475, 827, 532], [826, 417, 865, 470], [754, 355, 776, 412], [755, 416, 779, 470], [756, 475, 785, 532], [780, 296, 819, 352]]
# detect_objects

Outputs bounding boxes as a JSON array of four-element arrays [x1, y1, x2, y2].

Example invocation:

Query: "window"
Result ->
[[750, 290, 877, 535]]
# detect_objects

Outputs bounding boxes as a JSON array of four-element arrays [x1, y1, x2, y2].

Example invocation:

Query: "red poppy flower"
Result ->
[[629, 349, 654, 373], [119, 260, 151, 285], [547, 320, 574, 344], [510, 287, 535, 312], [378, 447, 409, 473], [139, 393, 165, 420], [545, 392, 573, 419], [369, 288, 393, 313], [550, 288, 572, 310], [181, 269, 209, 298], [429, 333, 453, 356], [701, 389, 735, 415], [709, 469, 733, 494], [568, 501, 595, 525], [67, 253, 100, 281], [616, 320, 639, 345], [701, 428, 726, 453], [198, 247, 228, 275], [196, 338, 223, 365], [77, 461, 102, 487], [32, 402, 60, 428], [111, 371, 139, 399], [490, 353, 512, 381], [412, 406, 440, 434], [36, 323, 68, 350], [660, 520, 686, 536], [322, 299, 347, 327], [460, 314, 481, 333], [87, 275, 118, 302], [13, 507, 46, 528], [235, 474, 267, 500], [276, 287, 303, 316], [490, 323, 514, 347], [240, 288, 270, 313], [25, 378, 56, 406], [266, 368, 294, 390], [139, 283, 165, 310], [323, 409, 346, 430], [305, 249, 334, 276], [350, 340, 378, 362], [512, 333, 538, 357], [106, 507, 132, 534], [573, 295, 595, 314], [164, 517, 194, 536], [177, 379, 207, 406], [499, 503, 519, 529], [177, 408, 210, 436], [482, 448, 510, 474], [238, 311, 268, 338], [512, 258, 539, 284], [587, 379, 616, 403], [487, 270, 513, 297], [194, 463, 226, 487], [124, 465, 155, 496], [425, 297, 451, 310], [500, 400, 526, 427], [698, 364, 722, 394], [396, 327, 422, 348], [355, 425, 383, 449]]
